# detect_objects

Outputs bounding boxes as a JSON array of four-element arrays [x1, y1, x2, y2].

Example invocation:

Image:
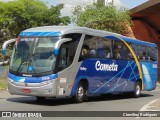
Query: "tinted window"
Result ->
[[79, 35, 112, 60], [96, 38, 112, 58], [57, 46, 68, 71], [131, 43, 157, 61], [56, 33, 82, 72], [147, 46, 158, 61], [113, 41, 132, 60]]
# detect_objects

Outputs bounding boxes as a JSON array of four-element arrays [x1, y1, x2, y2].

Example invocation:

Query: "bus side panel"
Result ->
[[56, 62, 83, 97], [111, 60, 139, 93], [70, 58, 116, 96], [140, 62, 157, 90], [70, 59, 139, 96], [87, 59, 114, 95]]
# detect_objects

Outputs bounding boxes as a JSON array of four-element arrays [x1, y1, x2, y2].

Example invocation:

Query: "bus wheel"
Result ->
[[75, 82, 86, 103], [36, 97, 46, 102], [133, 81, 141, 98]]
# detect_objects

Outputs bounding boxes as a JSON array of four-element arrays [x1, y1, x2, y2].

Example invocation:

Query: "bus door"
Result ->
[[55, 34, 81, 97], [55, 43, 72, 96]]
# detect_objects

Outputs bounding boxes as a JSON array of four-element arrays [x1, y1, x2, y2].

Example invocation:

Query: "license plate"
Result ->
[[22, 89, 31, 93]]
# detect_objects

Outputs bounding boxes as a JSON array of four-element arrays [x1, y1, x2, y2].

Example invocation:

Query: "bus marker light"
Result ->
[[25, 83, 28, 87], [60, 78, 66, 83], [68, 84, 73, 88]]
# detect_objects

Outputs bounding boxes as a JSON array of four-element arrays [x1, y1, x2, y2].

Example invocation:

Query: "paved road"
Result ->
[[0, 89, 160, 112]]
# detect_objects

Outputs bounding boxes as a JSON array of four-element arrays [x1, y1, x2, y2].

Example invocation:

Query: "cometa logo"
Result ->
[[95, 61, 118, 71]]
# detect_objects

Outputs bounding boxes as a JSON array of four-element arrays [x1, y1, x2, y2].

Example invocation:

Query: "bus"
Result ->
[[2, 26, 158, 103]]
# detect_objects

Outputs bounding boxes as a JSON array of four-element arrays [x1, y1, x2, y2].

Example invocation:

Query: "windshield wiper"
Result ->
[[15, 48, 36, 76], [27, 53, 40, 76], [15, 59, 26, 76], [28, 39, 40, 76]]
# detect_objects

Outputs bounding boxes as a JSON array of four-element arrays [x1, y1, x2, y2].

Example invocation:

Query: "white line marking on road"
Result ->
[[135, 99, 160, 119], [139, 99, 159, 111]]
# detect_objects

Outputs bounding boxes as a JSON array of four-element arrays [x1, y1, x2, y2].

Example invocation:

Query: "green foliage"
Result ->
[[0, 0, 70, 46], [72, 2, 132, 34], [0, 66, 8, 90]]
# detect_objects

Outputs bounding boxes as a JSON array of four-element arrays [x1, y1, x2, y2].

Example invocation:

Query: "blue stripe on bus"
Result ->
[[19, 32, 61, 37], [8, 73, 58, 83], [105, 36, 157, 47], [70, 59, 140, 96], [53, 48, 59, 56], [2, 49, 6, 55], [140, 61, 157, 90], [91, 61, 138, 94]]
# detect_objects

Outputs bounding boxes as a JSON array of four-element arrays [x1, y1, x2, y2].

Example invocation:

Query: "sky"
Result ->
[[1, 0, 148, 16], [43, 0, 148, 16]]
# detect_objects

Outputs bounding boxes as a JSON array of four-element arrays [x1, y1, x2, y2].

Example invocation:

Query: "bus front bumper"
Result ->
[[8, 78, 57, 97]]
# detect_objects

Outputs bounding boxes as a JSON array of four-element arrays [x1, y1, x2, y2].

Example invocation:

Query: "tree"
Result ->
[[72, 2, 132, 34], [0, 0, 70, 43]]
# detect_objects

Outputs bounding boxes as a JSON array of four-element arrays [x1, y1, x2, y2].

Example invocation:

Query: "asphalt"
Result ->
[[139, 84, 160, 111], [148, 99, 160, 111], [0, 84, 160, 111]]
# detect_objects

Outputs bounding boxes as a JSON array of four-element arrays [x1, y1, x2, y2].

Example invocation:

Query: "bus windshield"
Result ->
[[10, 37, 59, 75]]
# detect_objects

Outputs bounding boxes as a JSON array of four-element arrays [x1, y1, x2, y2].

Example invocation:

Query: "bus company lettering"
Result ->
[[95, 61, 118, 71]]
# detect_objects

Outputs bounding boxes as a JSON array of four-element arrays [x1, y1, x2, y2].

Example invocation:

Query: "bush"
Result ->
[[0, 66, 8, 90], [72, 2, 132, 34]]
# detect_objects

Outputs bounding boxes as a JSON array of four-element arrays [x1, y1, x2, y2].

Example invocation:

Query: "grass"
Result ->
[[0, 65, 8, 90]]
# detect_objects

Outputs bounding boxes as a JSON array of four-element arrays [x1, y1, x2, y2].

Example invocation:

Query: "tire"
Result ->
[[74, 82, 87, 103], [36, 97, 46, 102], [132, 81, 141, 98]]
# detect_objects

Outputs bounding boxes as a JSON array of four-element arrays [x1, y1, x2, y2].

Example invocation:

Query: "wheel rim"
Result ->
[[77, 86, 84, 100], [136, 84, 140, 95]]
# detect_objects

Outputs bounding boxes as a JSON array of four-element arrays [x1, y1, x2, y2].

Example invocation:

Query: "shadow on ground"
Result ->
[[6, 93, 154, 106]]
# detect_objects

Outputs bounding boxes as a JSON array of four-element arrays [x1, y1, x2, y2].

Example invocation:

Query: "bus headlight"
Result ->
[[40, 79, 55, 86], [8, 78, 14, 83]]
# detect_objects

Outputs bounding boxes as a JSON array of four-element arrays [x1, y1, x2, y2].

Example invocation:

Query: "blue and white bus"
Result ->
[[2, 26, 158, 103]]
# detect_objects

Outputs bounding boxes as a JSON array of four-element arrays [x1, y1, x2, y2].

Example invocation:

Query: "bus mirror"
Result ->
[[2, 39, 16, 55], [53, 38, 72, 56]]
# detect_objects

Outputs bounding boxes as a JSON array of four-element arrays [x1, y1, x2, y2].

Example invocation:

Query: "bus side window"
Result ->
[[56, 39, 80, 72], [113, 41, 132, 60], [63, 33, 82, 62], [79, 36, 113, 61], [130, 43, 158, 62], [147, 46, 157, 61], [81, 45, 90, 59], [96, 38, 112, 58], [57, 46, 68, 71], [136, 45, 147, 60], [79, 35, 96, 61], [113, 45, 122, 59], [113, 41, 123, 59]]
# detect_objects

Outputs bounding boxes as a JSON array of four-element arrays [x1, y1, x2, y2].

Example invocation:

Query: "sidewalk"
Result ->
[[0, 90, 10, 99]]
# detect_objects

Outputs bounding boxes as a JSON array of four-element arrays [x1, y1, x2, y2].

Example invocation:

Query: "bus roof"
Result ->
[[20, 26, 157, 47], [20, 26, 122, 37], [121, 36, 156, 47]]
